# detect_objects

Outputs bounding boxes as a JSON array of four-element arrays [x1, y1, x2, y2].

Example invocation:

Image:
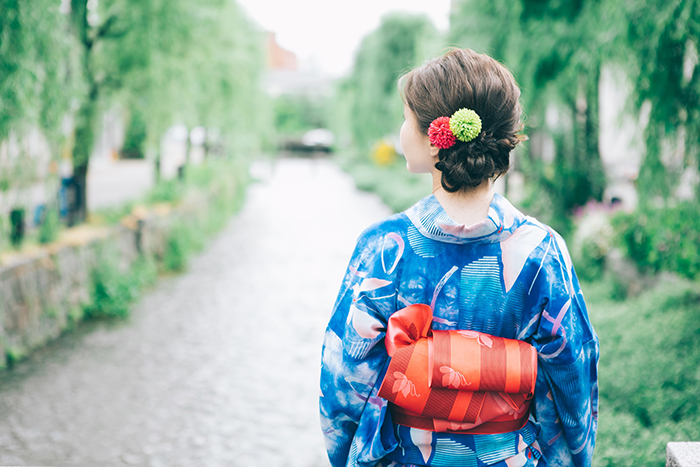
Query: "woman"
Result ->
[[319, 48, 599, 467]]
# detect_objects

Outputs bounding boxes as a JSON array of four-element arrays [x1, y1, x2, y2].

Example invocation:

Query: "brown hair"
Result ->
[[401, 49, 523, 192]]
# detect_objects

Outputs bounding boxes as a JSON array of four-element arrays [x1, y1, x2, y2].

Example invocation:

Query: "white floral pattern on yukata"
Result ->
[[320, 194, 599, 467]]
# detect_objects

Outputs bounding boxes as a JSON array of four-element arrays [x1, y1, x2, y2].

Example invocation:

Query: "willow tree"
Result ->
[[67, 0, 190, 224], [110, 0, 267, 167], [621, 0, 700, 206], [66, 0, 267, 223], [450, 0, 612, 232], [1, 0, 77, 142], [175, 0, 268, 158], [0, 0, 266, 239], [517, 0, 609, 222], [335, 13, 442, 153], [0, 0, 77, 244], [451, 0, 700, 219]]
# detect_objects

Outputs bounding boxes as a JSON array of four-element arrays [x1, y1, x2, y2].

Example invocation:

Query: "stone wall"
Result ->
[[0, 207, 174, 366], [0, 153, 245, 368]]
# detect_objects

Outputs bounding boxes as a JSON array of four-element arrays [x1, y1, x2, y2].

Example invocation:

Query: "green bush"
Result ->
[[81, 158, 248, 319], [585, 278, 700, 466], [38, 205, 61, 244], [4, 345, 27, 368], [161, 158, 248, 272], [146, 179, 184, 204], [575, 238, 607, 282], [121, 107, 147, 159], [612, 202, 700, 279], [93, 202, 135, 226], [85, 254, 157, 319], [571, 208, 616, 282], [162, 220, 198, 272]]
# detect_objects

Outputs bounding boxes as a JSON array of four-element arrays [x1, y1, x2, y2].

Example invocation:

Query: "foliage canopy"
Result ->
[[333, 13, 442, 153], [450, 0, 699, 230], [0, 0, 268, 228]]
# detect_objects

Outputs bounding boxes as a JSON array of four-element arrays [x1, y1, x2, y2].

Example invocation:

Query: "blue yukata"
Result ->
[[319, 193, 599, 467]]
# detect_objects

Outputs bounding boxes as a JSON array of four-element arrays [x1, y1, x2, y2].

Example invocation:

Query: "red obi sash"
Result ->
[[378, 304, 537, 434]]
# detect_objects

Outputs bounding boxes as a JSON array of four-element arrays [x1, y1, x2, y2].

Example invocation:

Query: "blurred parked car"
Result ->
[[301, 129, 334, 149], [281, 128, 335, 154]]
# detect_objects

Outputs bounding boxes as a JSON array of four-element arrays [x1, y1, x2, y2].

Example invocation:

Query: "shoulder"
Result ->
[[355, 212, 410, 248], [508, 216, 571, 261], [345, 212, 411, 273], [511, 217, 578, 298], [523, 217, 573, 271], [499, 214, 575, 289]]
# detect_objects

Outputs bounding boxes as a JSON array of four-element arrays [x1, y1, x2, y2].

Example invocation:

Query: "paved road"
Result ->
[[0, 157, 392, 466]]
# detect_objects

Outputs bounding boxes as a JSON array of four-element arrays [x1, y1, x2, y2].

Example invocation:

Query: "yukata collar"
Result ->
[[405, 193, 525, 244]]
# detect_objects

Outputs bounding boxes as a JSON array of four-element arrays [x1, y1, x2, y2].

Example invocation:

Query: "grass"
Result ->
[[585, 276, 700, 466], [84, 254, 158, 320]]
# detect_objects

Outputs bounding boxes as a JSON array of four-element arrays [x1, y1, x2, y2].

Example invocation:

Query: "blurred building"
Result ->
[[267, 32, 298, 71], [264, 32, 332, 97]]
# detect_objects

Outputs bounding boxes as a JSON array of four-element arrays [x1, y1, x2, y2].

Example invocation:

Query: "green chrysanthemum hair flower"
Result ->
[[449, 108, 482, 143]]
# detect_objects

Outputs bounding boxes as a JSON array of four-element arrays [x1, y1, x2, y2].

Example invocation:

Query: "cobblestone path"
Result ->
[[0, 158, 392, 467]]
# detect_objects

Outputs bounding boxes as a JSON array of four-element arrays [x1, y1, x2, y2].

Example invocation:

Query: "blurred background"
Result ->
[[1, 0, 699, 466]]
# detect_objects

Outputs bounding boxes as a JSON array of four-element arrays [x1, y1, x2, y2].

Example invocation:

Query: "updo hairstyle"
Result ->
[[401, 49, 523, 192]]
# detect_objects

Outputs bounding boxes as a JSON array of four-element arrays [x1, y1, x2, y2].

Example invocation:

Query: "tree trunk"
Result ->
[[569, 66, 606, 208], [70, 86, 97, 225], [155, 146, 161, 184], [69, 163, 88, 226], [69, 0, 98, 225], [584, 65, 606, 202], [182, 128, 191, 180]]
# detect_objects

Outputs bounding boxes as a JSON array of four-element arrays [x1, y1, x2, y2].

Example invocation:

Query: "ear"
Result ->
[[428, 142, 440, 158]]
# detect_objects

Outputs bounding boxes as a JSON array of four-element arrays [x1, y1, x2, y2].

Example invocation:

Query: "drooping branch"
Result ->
[[84, 14, 128, 51], [96, 72, 123, 92], [93, 13, 129, 41], [94, 13, 118, 39], [70, 0, 89, 47]]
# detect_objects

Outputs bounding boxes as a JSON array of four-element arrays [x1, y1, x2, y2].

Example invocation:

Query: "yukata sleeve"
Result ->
[[529, 234, 599, 467], [319, 227, 403, 467]]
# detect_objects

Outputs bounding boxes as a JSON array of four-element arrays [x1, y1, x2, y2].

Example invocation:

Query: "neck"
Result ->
[[431, 171, 494, 226]]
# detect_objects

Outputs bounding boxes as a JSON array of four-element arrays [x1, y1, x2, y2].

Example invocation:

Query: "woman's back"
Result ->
[[319, 48, 598, 467]]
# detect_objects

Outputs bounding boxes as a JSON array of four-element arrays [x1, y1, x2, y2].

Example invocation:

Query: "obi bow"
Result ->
[[378, 304, 537, 434]]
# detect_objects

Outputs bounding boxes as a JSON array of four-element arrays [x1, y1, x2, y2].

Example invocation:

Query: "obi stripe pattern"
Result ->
[[377, 304, 536, 434]]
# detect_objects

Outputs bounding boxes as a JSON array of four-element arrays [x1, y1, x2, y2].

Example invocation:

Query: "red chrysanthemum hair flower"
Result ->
[[428, 116, 456, 149]]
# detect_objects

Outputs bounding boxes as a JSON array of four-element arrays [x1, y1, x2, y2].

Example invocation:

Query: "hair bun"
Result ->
[[435, 132, 518, 192], [400, 49, 524, 192]]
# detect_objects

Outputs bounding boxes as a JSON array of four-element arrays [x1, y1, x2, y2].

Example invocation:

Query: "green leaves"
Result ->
[[1, 0, 267, 162], [612, 202, 700, 280], [338, 13, 441, 152], [0, 0, 75, 141]]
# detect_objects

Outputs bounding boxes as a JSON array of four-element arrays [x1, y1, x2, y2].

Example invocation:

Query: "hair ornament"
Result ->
[[450, 108, 482, 143], [427, 117, 456, 149], [428, 108, 482, 149]]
